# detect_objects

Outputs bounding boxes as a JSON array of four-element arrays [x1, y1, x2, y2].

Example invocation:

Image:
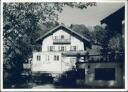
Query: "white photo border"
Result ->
[[1, 0, 128, 91]]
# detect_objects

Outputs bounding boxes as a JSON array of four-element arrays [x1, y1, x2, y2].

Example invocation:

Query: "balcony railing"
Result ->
[[53, 39, 71, 44], [62, 51, 87, 56]]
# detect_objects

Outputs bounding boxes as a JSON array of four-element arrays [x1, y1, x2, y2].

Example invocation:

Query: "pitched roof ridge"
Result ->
[[36, 24, 91, 43]]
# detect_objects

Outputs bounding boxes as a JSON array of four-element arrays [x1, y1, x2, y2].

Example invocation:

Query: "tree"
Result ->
[[90, 25, 110, 61], [3, 3, 62, 88], [91, 25, 108, 46], [108, 34, 123, 52], [3, 2, 96, 88], [70, 24, 91, 39], [90, 25, 124, 62]]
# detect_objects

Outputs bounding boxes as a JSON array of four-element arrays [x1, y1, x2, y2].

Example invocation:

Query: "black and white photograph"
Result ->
[[1, 0, 128, 91]]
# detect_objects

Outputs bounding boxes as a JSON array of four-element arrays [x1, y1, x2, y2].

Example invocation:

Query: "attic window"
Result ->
[[54, 36, 57, 39], [61, 35, 64, 39]]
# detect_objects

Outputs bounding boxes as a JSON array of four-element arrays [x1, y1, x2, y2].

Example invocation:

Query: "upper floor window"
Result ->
[[53, 35, 71, 44], [59, 46, 66, 51], [53, 36, 58, 40], [45, 55, 50, 63], [37, 55, 41, 61], [48, 46, 54, 51], [71, 46, 77, 51], [61, 46, 65, 51]]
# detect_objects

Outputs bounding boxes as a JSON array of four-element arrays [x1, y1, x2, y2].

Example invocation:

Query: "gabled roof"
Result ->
[[36, 25, 91, 44]]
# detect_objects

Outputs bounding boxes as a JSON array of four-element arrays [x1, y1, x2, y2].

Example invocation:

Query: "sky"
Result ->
[[58, 2, 125, 26]]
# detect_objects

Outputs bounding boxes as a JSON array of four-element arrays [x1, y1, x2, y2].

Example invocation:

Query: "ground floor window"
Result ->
[[45, 55, 50, 61], [95, 68, 115, 80], [54, 55, 59, 61], [37, 55, 41, 61]]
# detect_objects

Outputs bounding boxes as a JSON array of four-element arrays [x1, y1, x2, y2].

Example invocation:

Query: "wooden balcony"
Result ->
[[53, 39, 71, 44], [62, 51, 87, 56]]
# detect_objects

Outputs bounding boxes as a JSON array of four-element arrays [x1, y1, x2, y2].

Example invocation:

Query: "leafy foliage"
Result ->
[[3, 3, 62, 88], [70, 24, 91, 39], [3, 2, 96, 88], [90, 25, 108, 46], [108, 34, 123, 52], [91, 25, 124, 55]]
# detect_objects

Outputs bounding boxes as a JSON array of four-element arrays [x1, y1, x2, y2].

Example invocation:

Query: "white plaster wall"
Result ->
[[70, 35, 84, 51], [53, 29, 70, 39], [32, 28, 85, 73], [32, 52, 62, 73], [62, 57, 76, 72], [42, 29, 85, 52], [42, 35, 53, 52]]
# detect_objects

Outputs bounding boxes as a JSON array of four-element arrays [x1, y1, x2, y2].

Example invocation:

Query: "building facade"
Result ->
[[32, 25, 91, 74]]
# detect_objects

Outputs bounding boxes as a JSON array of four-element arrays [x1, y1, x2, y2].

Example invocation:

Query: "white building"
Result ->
[[32, 25, 91, 74]]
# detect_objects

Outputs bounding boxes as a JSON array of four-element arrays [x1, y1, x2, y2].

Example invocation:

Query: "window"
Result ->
[[54, 55, 59, 61], [88, 65, 90, 69], [59, 46, 66, 51], [61, 46, 65, 51], [48, 46, 54, 51], [73, 46, 77, 51], [95, 68, 115, 80], [57, 56, 59, 61], [61, 35, 64, 39], [54, 36, 57, 39], [54, 56, 56, 61], [65, 46, 67, 51], [71, 46, 77, 51], [45, 55, 50, 63], [37, 55, 41, 61]]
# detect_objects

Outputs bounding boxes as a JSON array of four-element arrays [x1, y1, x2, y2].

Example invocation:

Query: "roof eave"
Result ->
[[35, 25, 91, 44]]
